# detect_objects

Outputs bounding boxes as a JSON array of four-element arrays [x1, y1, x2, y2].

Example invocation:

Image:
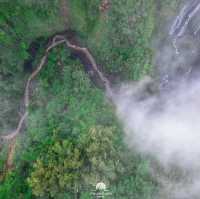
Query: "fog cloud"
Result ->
[[113, 1, 200, 198]]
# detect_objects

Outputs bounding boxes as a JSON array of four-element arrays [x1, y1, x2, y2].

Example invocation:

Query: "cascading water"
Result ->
[[158, 0, 200, 90], [169, 0, 200, 54], [169, 0, 200, 38]]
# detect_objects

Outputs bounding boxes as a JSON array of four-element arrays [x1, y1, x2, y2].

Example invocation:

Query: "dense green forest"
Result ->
[[0, 0, 180, 198]]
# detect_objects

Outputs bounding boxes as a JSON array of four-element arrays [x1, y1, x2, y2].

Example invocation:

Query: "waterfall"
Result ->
[[169, 0, 200, 39]]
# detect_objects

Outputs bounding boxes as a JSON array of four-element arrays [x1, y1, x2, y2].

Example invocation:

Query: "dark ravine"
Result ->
[[24, 30, 107, 87]]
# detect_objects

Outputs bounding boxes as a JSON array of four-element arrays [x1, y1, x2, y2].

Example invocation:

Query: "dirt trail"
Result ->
[[2, 39, 66, 141], [2, 35, 111, 140], [6, 140, 16, 170], [1, 34, 111, 174]]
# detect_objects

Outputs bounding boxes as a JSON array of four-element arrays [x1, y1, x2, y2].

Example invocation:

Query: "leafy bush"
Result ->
[[0, 1, 65, 74], [0, 171, 32, 199], [70, 0, 156, 80]]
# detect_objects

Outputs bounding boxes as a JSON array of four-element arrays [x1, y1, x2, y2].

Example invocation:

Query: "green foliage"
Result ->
[[0, 171, 32, 199], [111, 160, 156, 199], [69, 0, 101, 36], [13, 46, 154, 198], [99, 0, 155, 80], [0, 73, 25, 135], [0, 1, 65, 74], [28, 124, 135, 198], [70, 0, 156, 80], [11, 47, 115, 198], [28, 140, 83, 197], [83, 126, 121, 185]]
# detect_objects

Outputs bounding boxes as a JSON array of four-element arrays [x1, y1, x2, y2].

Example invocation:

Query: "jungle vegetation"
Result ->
[[0, 0, 180, 198]]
